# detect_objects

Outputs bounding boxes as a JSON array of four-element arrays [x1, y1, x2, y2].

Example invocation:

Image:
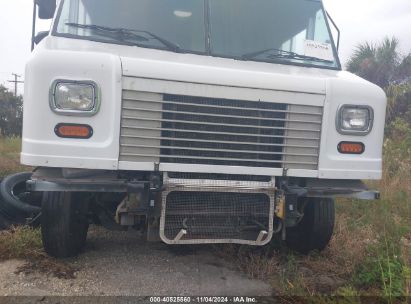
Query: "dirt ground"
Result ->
[[0, 226, 272, 297]]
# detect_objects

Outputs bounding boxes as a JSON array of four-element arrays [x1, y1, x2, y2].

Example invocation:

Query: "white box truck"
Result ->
[[23, 0, 386, 257]]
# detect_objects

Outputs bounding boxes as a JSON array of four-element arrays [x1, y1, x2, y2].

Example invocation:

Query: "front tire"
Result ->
[[41, 192, 89, 258], [285, 197, 335, 254]]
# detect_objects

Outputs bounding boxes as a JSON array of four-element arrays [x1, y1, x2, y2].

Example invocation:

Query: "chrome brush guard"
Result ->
[[159, 174, 276, 245]]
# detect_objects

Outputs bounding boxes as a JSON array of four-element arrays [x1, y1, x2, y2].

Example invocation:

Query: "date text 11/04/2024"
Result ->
[[149, 297, 258, 303]]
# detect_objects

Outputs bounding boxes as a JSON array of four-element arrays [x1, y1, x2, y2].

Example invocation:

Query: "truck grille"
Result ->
[[120, 91, 323, 171]]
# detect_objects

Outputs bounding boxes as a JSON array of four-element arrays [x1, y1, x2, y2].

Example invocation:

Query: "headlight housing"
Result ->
[[50, 80, 100, 116], [337, 105, 374, 135]]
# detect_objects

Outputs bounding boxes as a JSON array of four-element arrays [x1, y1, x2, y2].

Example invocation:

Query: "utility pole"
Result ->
[[7, 73, 24, 97]]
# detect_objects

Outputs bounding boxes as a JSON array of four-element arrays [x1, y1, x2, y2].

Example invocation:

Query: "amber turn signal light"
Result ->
[[338, 142, 365, 154], [55, 123, 93, 139]]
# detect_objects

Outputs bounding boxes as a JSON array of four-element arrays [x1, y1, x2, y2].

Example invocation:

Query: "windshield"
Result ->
[[55, 0, 340, 69]]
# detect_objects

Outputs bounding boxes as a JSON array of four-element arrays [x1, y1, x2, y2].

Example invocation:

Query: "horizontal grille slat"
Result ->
[[122, 116, 322, 132], [122, 125, 320, 141], [123, 95, 323, 116], [121, 153, 317, 165], [121, 144, 318, 157], [120, 135, 320, 149], [123, 107, 322, 125], [120, 90, 323, 171]]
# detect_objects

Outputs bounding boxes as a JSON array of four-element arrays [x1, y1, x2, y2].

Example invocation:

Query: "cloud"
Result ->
[[372, 0, 411, 19], [0, 0, 50, 93], [324, 0, 411, 65]]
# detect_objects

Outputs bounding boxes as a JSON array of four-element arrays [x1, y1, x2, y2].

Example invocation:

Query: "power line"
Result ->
[[7, 73, 24, 97]]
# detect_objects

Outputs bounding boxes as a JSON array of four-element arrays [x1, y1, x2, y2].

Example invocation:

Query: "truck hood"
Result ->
[[120, 47, 352, 95], [44, 36, 374, 96]]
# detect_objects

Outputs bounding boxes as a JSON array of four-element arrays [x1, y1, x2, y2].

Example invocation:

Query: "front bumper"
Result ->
[[26, 169, 379, 201]]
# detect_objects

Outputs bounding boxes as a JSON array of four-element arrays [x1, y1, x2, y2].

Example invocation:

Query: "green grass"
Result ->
[[0, 137, 28, 177], [0, 226, 43, 261], [0, 226, 78, 279]]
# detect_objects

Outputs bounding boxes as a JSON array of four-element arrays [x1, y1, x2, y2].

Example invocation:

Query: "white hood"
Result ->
[[45, 36, 377, 96]]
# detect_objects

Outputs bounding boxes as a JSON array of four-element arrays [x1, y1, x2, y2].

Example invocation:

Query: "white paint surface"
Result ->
[[22, 35, 386, 179]]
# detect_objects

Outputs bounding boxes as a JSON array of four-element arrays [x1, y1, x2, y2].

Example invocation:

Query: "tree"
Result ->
[[0, 85, 23, 137], [346, 37, 411, 88], [347, 37, 411, 137]]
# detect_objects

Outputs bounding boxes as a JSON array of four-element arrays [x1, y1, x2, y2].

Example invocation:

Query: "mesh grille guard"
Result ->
[[159, 174, 276, 246]]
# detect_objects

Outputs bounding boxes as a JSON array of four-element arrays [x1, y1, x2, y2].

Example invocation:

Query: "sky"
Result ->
[[0, 0, 410, 95]]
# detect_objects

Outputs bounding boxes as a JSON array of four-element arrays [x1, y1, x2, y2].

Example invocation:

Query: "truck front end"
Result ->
[[23, 0, 386, 257]]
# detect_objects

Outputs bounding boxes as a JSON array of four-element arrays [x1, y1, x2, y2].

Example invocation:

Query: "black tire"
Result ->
[[0, 172, 41, 224], [285, 197, 335, 254], [41, 192, 89, 258]]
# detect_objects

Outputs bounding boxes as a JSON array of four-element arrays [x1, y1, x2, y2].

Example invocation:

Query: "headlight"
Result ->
[[337, 105, 374, 135], [50, 80, 100, 116]]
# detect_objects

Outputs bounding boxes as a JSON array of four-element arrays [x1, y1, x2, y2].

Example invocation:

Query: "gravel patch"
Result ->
[[0, 226, 272, 296]]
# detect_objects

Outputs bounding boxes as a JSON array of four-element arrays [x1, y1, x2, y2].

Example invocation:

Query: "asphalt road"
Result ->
[[0, 226, 272, 296]]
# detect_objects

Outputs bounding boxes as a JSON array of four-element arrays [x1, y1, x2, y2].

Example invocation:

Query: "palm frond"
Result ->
[[346, 37, 410, 88], [394, 53, 411, 83]]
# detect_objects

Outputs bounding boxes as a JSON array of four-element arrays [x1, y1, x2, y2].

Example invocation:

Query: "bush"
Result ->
[[354, 245, 406, 297], [0, 226, 43, 261], [0, 85, 23, 137]]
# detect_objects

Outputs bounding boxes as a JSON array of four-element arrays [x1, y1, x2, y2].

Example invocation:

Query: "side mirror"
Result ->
[[36, 0, 56, 20], [33, 31, 49, 45]]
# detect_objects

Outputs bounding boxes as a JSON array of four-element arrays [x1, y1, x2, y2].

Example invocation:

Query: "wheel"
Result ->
[[41, 192, 89, 258], [285, 197, 335, 254], [0, 172, 41, 225]]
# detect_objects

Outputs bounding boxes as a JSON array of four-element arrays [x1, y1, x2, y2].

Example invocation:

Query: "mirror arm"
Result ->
[[33, 31, 50, 45], [31, 0, 37, 51], [326, 11, 340, 51]]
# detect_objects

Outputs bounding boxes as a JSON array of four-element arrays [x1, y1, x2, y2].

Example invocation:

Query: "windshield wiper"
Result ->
[[241, 48, 333, 63], [65, 23, 181, 52]]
